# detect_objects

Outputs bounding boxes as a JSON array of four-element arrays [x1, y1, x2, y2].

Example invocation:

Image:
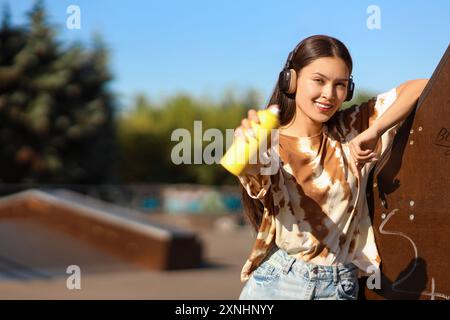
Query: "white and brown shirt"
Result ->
[[238, 88, 402, 283]]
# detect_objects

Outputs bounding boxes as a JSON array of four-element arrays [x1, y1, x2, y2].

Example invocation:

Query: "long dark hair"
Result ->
[[241, 34, 353, 232]]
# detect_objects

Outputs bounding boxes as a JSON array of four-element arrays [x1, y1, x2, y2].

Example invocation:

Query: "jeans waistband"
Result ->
[[263, 245, 358, 281]]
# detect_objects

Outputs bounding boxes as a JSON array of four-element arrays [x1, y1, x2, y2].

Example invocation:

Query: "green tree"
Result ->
[[0, 1, 118, 187]]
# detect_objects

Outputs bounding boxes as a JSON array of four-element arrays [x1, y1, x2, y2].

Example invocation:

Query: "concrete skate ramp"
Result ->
[[364, 44, 450, 300], [0, 189, 203, 279]]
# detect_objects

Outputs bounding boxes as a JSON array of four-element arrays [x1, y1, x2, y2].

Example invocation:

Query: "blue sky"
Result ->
[[7, 0, 450, 108]]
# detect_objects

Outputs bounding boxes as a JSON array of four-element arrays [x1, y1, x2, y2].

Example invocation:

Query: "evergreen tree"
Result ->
[[0, 1, 118, 189]]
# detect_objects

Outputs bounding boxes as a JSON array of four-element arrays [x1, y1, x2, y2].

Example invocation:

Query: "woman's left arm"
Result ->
[[372, 79, 429, 136], [348, 79, 428, 171]]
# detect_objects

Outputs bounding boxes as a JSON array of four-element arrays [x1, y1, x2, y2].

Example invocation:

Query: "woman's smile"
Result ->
[[314, 101, 335, 112]]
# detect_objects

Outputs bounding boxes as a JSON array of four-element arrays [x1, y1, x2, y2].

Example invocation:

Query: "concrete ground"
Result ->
[[0, 213, 256, 300]]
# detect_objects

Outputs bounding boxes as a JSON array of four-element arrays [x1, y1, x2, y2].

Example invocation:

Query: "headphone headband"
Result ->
[[283, 43, 301, 70]]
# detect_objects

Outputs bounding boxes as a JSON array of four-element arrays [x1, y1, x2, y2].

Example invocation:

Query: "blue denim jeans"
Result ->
[[239, 246, 359, 300]]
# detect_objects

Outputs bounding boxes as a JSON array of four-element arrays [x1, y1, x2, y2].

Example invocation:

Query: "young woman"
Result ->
[[235, 35, 428, 300]]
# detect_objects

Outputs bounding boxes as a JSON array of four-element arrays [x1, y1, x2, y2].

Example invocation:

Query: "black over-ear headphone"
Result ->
[[278, 46, 355, 101]]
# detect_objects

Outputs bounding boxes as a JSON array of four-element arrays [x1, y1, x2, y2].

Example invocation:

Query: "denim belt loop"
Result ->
[[333, 266, 338, 285], [283, 256, 296, 275]]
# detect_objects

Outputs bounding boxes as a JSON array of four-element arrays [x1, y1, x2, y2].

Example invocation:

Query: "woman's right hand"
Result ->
[[233, 105, 279, 174], [233, 108, 260, 143], [232, 109, 262, 174]]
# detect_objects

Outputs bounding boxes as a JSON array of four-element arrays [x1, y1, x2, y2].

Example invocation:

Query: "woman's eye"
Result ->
[[337, 83, 346, 88], [314, 78, 324, 83]]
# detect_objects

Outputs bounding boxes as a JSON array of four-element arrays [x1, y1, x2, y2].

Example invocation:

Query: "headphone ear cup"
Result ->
[[278, 69, 289, 93], [345, 78, 355, 101], [286, 69, 297, 94], [278, 69, 297, 94]]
